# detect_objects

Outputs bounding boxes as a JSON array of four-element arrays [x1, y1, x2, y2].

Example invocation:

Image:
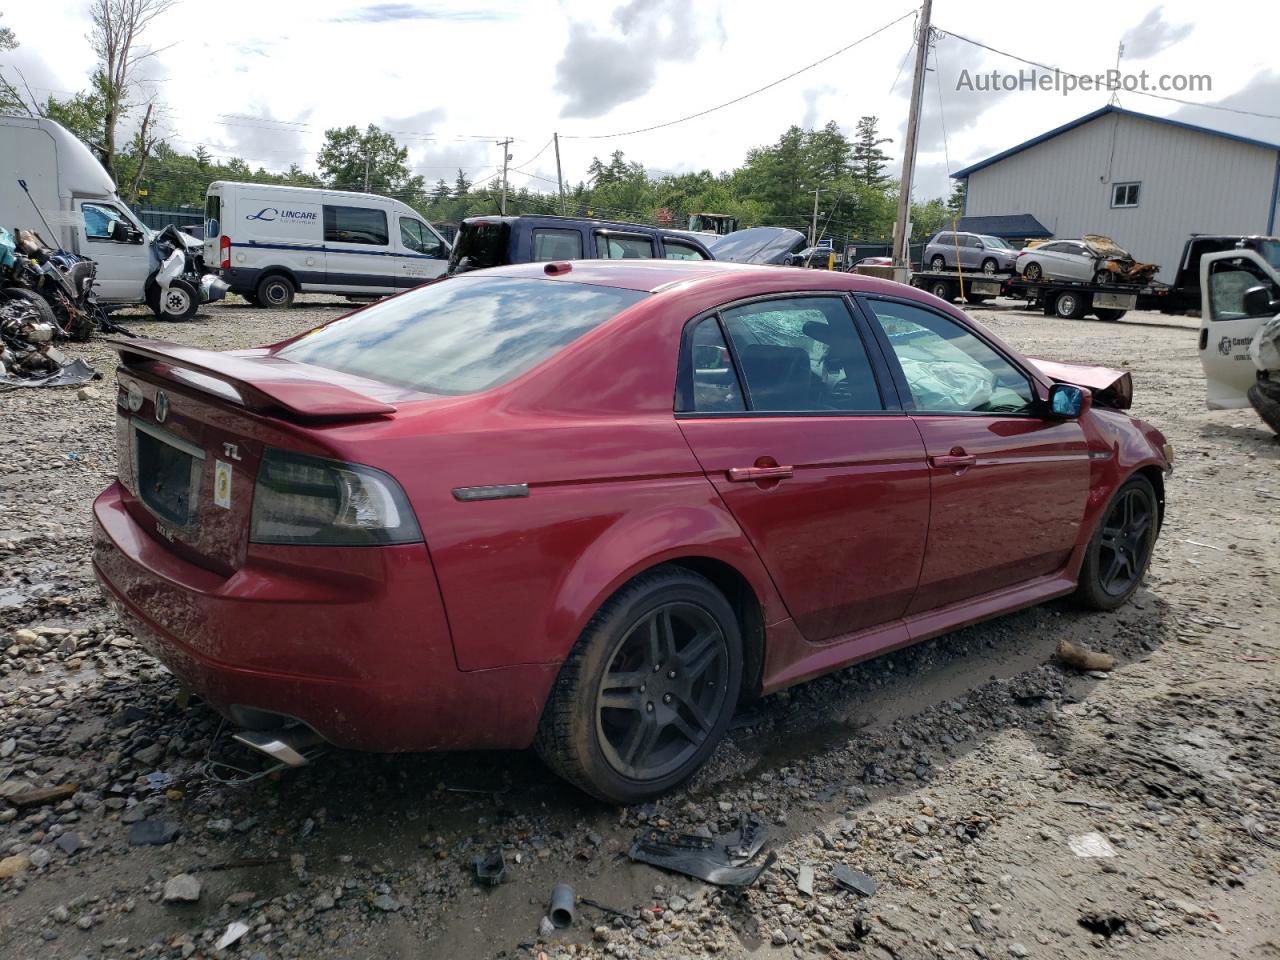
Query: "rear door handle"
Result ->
[[727, 465, 794, 482], [929, 453, 977, 469]]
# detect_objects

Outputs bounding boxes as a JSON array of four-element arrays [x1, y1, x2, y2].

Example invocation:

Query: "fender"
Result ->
[[544, 489, 786, 665]]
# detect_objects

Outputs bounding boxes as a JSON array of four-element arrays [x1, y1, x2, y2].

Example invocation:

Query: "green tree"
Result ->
[[852, 116, 893, 187], [453, 168, 472, 196], [1, 12, 28, 113], [317, 123, 425, 201], [42, 73, 111, 153], [947, 179, 967, 217]]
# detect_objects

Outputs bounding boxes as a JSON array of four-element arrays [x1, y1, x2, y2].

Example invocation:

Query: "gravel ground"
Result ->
[[0, 295, 1277, 960]]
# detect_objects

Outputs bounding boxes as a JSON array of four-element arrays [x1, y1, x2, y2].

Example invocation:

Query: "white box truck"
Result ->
[[0, 115, 223, 318], [204, 181, 451, 307]]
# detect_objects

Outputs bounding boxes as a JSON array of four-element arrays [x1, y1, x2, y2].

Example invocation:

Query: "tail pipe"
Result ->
[[232, 727, 325, 768]]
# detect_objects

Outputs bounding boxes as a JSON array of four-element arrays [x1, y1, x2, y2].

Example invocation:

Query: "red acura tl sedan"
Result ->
[[93, 260, 1171, 802]]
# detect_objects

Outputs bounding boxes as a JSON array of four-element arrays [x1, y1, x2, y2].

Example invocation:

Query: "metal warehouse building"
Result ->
[[952, 105, 1280, 282]]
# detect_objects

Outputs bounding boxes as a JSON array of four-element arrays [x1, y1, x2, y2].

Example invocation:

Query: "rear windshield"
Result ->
[[278, 276, 647, 395], [449, 221, 511, 273]]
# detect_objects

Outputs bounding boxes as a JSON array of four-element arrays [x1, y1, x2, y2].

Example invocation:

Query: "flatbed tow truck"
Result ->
[[910, 268, 1167, 321], [907, 235, 1279, 321]]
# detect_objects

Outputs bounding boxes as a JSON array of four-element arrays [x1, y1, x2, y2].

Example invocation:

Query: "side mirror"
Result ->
[[110, 220, 130, 243], [1242, 284, 1280, 317], [1047, 383, 1091, 419]]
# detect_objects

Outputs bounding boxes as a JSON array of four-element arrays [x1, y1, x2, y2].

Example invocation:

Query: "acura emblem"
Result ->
[[154, 390, 169, 423]]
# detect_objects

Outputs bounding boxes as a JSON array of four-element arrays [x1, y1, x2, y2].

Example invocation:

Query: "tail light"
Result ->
[[250, 449, 422, 546], [220, 235, 231, 270]]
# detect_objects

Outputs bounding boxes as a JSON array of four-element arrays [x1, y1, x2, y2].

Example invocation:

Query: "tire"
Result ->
[[256, 274, 295, 309], [1093, 269, 1112, 285], [929, 255, 946, 271], [1075, 475, 1158, 611], [1093, 308, 1127, 322], [1054, 291, 1087, 319], [1023, 262, 1043, 281], [1248, 381, 1280, 434], [2, 287, 57, 328], [981, 258, 998, 276], [146, 279, 200, 321], [929, 280, 953, 302], [535, 565, 743, 804]]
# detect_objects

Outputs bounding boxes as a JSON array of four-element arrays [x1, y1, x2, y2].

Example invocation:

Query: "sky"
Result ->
[[3, 0, 1279, 206]]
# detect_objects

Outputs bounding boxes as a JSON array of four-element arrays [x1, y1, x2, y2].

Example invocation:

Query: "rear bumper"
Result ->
[[92, 482, 557, 751]]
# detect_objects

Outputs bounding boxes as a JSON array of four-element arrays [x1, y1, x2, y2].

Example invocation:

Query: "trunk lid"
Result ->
[[110, 338, 411, 576]]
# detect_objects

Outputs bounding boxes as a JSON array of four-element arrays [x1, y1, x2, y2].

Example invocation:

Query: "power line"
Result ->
[[561, 8, 918, 140], [937, 27, 1280, 121], [512, 136, 554, 173]]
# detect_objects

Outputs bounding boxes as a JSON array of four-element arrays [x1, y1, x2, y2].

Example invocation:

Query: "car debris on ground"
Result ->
[[628, 815, 776, 887]]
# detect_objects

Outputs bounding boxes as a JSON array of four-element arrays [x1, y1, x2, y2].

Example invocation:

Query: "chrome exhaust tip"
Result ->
[[232, 727, 325, 768]]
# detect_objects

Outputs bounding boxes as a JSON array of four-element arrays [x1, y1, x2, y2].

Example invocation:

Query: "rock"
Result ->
[[539, 915, 555, 937], [127, 819, 180, 846], [29, 848, 51, 869], [206, 818, 233, 836], [163, 874, 202, 903], [216, 921, 249, 951], [772, 929, 788, 946], [797, 864, 815, 897], [594, 925, 612, 942], [1009, 943, 1029, 957], [0, 738, 14, 758], [50, 905, 69, 923], [77, 387, 99, 400], [13, 629, 37, 645], [371, 894, 401, 912], [132, 743, 164, 766], [314, 893, 335, 912], [0, 854, 30, 879], [55, 833, 84, 856]]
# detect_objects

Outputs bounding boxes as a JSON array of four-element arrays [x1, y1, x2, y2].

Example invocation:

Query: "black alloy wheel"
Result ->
[[1075, 476, 1158, 610], [535, 566, 743, 803], [595, 602, 730, 782]]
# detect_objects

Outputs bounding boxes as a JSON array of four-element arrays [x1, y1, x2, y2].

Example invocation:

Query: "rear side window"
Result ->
[[933, 233, 953, 246], [664, 240, 708, 260], [278, 277, 647, 395], [597, 233, 654, 259], [205, 195, 221, 238], [324, 205, 389, 245], [533, 228, 583, 261], [687, 318, 745, 412]]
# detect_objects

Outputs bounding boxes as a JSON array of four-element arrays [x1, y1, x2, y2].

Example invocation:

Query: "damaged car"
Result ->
[[93, 261, 1172, 803], [1015, 235, 1159, 285]]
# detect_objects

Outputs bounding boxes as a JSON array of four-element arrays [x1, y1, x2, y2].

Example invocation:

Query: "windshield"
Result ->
[[448, 220, 511, 274], [278, 276, 647, 395], [981, 236, 1010, 249]]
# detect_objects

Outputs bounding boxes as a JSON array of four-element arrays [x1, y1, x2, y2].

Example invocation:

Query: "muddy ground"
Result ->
[[0, 295, 1276, 960]]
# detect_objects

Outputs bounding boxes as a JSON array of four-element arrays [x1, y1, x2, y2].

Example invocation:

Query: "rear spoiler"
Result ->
[[109, 338, 397, 420], [1027, 357, 1132, 410]]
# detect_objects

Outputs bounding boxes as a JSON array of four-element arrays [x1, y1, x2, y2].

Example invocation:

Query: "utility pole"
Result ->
[[496, 137, 513, 215], [810, 187, 822, 247], [553, 133, 567, 216], [363, 153, 370, 193], [891, 0, 932, 275]]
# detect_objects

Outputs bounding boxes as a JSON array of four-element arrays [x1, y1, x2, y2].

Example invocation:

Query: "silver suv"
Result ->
[[924, 231, 1019, 275]]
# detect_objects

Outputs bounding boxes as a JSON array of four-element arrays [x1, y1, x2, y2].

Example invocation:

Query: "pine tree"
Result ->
[[454, 168, 472, 196], [852, 116, 893, 187]]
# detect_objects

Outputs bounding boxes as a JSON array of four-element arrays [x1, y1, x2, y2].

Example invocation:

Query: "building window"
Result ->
[[1111, 182, 1140, 208]]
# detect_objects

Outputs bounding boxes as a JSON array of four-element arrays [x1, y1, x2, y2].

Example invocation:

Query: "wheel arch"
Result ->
[[663, 556, 766, 701], [257, 266, 299, 289]]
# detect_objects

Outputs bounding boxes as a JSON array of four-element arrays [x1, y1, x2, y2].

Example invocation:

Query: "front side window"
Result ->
[[715, 298, 883, 412], [664, 240, 708, 260], [278, 276, 646, 395], [865, 300, 1035, 414], [532, 228, 583, 261], [324, 205, 389, 245], [1111, 182, 1141, 208], [399, 218, 442, 256], [1207, 257, 1280, 321], [83, 202, 128, 240], [597, 233, 654, 259]]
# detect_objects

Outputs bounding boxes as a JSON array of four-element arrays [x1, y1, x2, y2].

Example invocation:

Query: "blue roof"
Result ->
[[956, 214, 1052, 238], [950, 105, 1280, 179]]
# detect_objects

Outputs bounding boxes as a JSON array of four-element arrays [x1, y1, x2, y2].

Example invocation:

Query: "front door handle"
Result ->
[[727, 465, 794, 482], [929, 451, 977, 470]]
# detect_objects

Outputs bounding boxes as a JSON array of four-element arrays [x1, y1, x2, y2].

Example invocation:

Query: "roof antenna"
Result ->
[[1108, 41, 1124, 107]]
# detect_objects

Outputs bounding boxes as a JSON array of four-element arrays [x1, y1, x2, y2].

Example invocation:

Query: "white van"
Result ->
[[0, 115, 217, 317], [1198, 242, 1280, 408], [204, 181, 450, 307]]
